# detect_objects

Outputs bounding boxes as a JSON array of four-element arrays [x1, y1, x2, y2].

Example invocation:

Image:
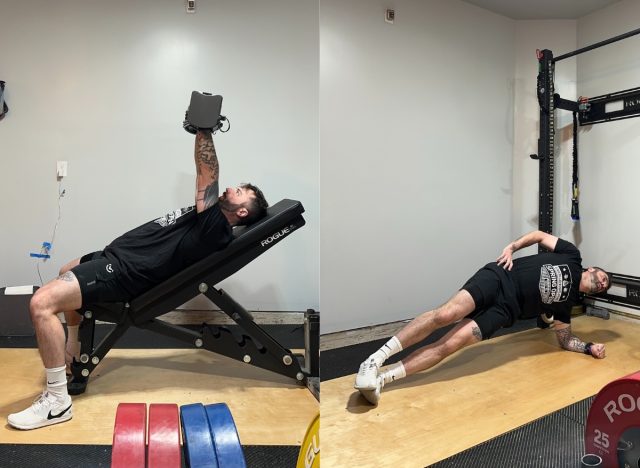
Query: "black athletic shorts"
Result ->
[[71, 251, 131, 306], [461, 267, 515, 340]]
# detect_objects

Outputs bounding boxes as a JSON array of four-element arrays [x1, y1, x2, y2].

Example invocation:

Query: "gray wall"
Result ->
[[320, 0, 515, 333], [0, 0, 319, 312]]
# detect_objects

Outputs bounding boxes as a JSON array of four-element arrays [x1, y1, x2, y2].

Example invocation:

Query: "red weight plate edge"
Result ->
[[112, 403, 147, 468], [148, 403, 182, 468]]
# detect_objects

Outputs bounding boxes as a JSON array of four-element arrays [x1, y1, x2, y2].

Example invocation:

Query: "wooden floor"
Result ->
[[320, 315, 640, 468], [1, 348, 318, 445]]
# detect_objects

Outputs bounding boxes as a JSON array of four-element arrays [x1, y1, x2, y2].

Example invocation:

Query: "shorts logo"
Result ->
[[106, 264, 114, 274], [539, 264, 572, 304]]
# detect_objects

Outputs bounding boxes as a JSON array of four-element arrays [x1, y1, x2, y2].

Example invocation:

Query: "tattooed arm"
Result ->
[[554, 322, 606, 359], [194, 130, 220, 213], [497, 231, 559, 270]]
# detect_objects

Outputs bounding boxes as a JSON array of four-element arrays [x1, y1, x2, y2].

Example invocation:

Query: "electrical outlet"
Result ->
[[385, 9, 395, 24], [186, 0, 195, 13], [56, 161, 68, 178]]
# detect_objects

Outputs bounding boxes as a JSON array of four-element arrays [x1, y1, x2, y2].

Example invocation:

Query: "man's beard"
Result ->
[[589, 271, 599, 293], [219, 198, 244, 213]]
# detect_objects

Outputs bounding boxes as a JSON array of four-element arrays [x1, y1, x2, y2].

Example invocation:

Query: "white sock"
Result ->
[[369, 336, 403, 367], [380, 362, 407, 385], [46, 366, 69, 401]]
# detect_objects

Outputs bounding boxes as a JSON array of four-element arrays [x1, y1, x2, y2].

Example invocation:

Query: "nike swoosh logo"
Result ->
[[48, 403, 72, 420]]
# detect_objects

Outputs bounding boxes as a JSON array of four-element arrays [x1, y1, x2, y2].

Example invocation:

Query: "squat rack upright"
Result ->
[[532, 26, 640, 236], [532, 27, 640, 310]]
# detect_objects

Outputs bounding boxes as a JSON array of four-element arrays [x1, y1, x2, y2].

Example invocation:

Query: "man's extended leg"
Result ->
[[396, 318, 482, 376], [8, 271, 82, 430], [355, 290, 476, 390], [361, 318, 482, 405]]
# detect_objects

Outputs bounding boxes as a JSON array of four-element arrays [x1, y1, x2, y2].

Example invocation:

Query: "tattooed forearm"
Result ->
[[555, 326, 587, 353], [195, 131, 219, 179], [471, 325, 483, 341], [56, 271, 76, 282], [194, 130, 220, 211]]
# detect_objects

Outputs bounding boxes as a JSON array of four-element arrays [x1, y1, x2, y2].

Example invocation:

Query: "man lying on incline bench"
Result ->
[[354, 231, 612, 405], [9, 122, 268, 430]]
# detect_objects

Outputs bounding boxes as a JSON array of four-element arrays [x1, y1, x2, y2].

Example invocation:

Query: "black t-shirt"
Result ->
[[103, 203, 232, 296], [511, 238, 583, 324]]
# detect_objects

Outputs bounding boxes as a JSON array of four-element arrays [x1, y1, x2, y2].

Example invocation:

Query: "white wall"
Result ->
[[320, 0, 515, 333], [0, 0, 319, 312], [569, 0, 640, 277]]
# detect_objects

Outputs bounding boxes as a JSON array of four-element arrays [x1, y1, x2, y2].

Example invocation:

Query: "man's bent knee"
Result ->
[[30, 290, 54, 321], [432, 305, 457, 327], [30, 273, 82, 321], [433, 291, 476, 327]]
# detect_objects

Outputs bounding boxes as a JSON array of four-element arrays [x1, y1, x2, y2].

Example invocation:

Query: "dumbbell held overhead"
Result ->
[[183, 91, 229, 134]]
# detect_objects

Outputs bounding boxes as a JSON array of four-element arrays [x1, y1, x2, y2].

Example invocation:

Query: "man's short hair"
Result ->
[[592, 266, 613, 293], [237, 183, 268, 226]]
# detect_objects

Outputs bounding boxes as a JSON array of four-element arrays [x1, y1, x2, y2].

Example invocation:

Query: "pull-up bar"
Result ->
[[554, 26, 640, 62]]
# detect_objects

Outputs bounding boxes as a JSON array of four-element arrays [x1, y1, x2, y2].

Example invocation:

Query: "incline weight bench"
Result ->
[[68, 199, 319, 398]]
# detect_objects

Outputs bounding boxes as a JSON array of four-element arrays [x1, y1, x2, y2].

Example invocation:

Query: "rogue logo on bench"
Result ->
[[261, 225, 294, 247]]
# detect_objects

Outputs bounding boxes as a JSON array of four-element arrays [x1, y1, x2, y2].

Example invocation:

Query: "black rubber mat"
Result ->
[[0, 443, 299, 467], [244, 445, 300, 467], [0, 444, 112, 467], [428, 396, 595, 468]]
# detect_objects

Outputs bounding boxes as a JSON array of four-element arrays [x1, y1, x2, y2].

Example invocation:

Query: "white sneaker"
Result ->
[[359, 375, 385, 406], [8, 392, 73, 430], [354, 359, 379, 390]]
